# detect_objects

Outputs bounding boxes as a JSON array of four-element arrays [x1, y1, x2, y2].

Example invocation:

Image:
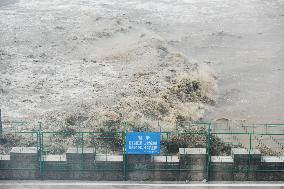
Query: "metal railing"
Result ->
[[0, 121, 283, 181]]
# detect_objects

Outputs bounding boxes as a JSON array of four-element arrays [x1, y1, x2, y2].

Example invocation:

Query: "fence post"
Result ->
[[81, 132, 84, 153], [37, 127, 44, 180], [122, 121, 128, 132], [122, 131, 127, 181], [40, 132, 44, 180], [0, 109, 2, 135], [206, 123, 212, 181], [248, 132, 252, 180], [38, 122, 42, 132]]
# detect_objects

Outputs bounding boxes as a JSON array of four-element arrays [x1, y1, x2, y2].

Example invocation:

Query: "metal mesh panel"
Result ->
[[0, 121, 283, 181]]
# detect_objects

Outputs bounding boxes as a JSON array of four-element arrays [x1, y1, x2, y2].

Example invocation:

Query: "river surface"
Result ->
[[0, 0, 18, 7]]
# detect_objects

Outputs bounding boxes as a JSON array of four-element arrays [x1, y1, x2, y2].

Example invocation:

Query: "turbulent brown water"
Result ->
[[1, 0, 283, 129], [0, 0, 217, 132], [41, 38, 217, 132]]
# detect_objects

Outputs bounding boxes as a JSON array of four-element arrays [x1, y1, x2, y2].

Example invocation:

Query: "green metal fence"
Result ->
[[0, 121, 283, 181]]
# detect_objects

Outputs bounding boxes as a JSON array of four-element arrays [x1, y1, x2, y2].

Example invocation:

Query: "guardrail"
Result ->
[[0, 121, 283, 181]]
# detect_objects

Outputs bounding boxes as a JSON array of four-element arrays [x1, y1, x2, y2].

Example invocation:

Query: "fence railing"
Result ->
[[0, 121, 283, 181]]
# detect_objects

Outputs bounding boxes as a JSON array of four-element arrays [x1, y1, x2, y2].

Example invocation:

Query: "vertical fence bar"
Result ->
[[0, 109, 2, 135], [122, 131, 127, 181], [39, 122, 42, 132], [37, 129, 44, 180], [40, 131, 44, 180], [248, 133, 252, 180], [206, 123, 212, 181], [81, 132, 84, 153], [249, 133, 252, 150], [37, 120, 43, 179], [166, 132, 169, 164], [81, 132, 84, 172]]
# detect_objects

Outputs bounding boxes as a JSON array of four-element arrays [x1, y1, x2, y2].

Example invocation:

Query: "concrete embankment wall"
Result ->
[[0, 147, 283, 181]]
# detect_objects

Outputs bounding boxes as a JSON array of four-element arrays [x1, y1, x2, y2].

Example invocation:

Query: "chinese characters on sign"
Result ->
[[125, 132, 160, 154]]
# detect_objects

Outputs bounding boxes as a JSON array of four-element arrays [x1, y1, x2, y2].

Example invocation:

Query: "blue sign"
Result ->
[[125, 132, 160, 154]]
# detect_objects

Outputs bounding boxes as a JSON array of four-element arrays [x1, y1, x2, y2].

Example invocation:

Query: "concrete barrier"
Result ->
[[42, 155, 68, 180], [0, 155, 12, 179], [231, 148, 261, 181], [152, 155, 180, 181], [94, 154, 124, 181], [9, 147, 39, 179], [66, 148, 97, 180], [0, 147, 283, 181], [179, 148, 207, 181], [209, 156, 233, 181], [257, 156, 284, 181], [127, 154, 153, 181]]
